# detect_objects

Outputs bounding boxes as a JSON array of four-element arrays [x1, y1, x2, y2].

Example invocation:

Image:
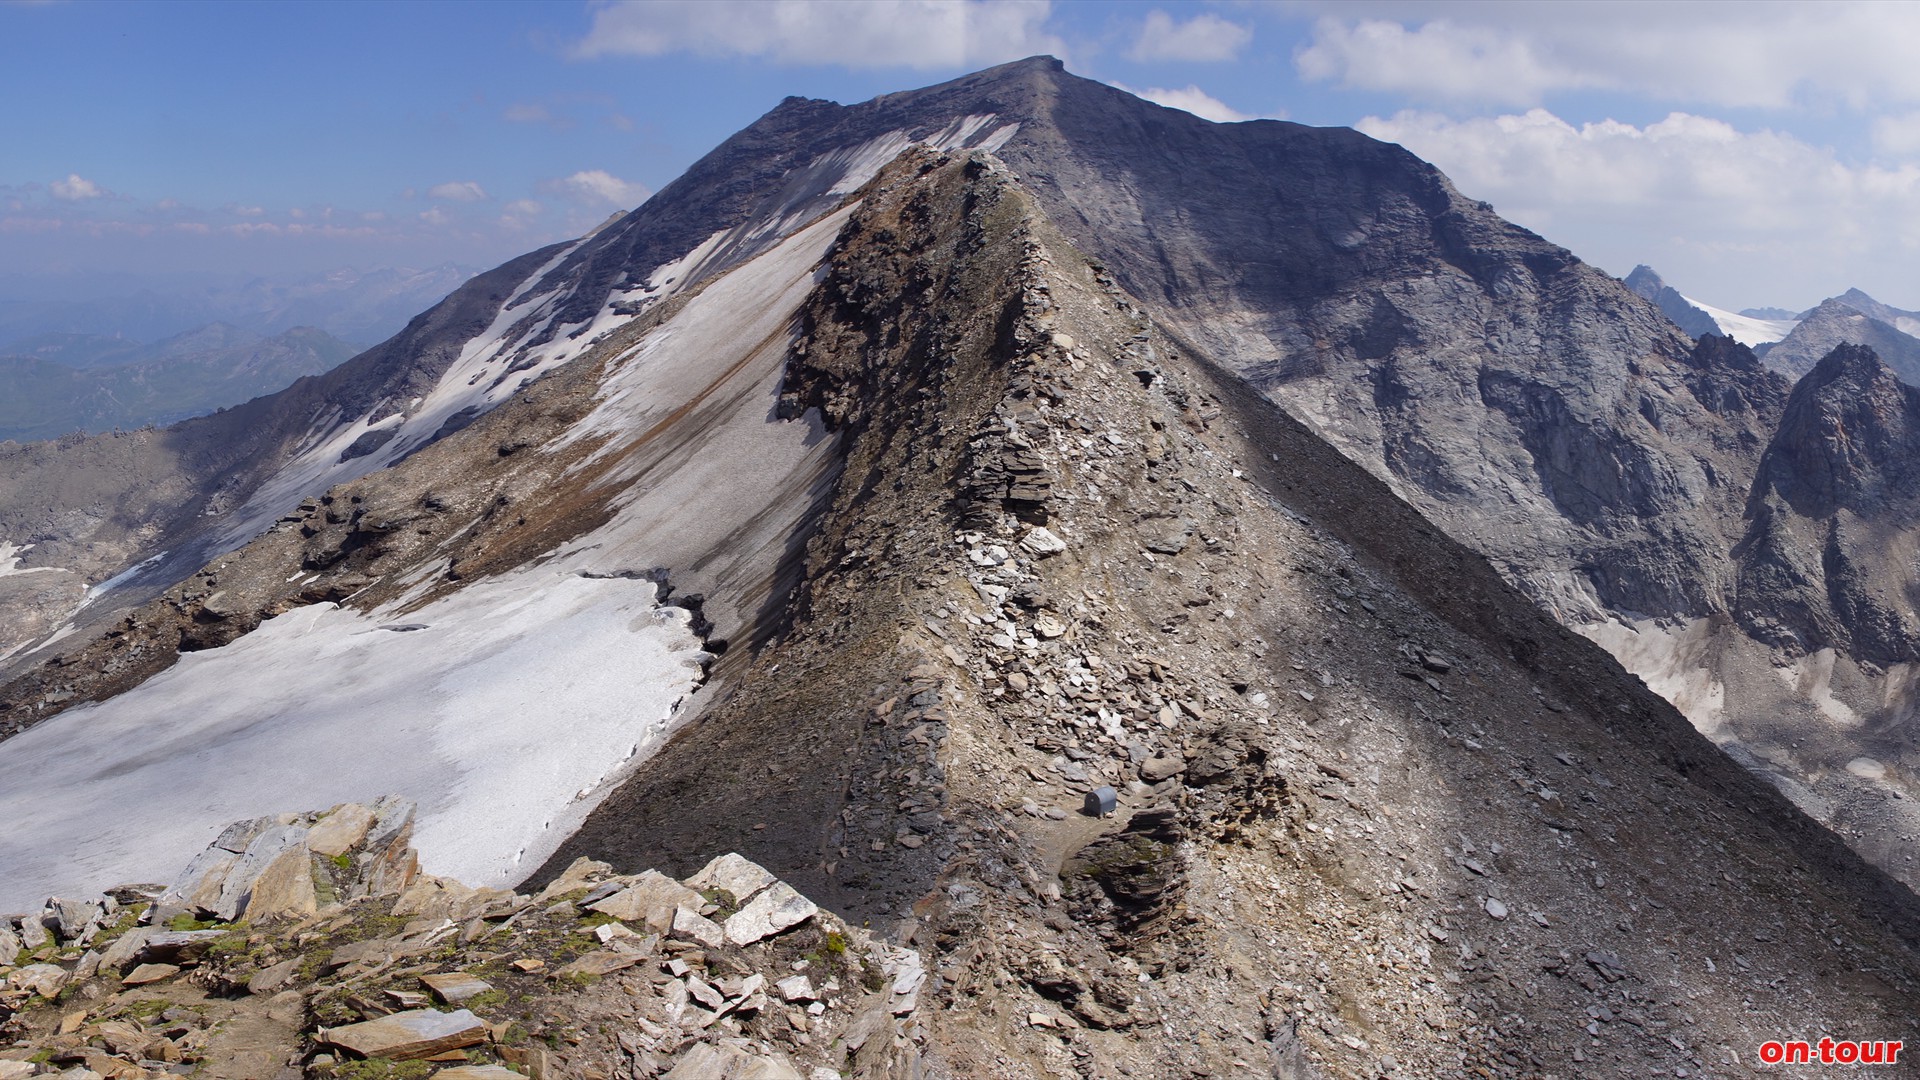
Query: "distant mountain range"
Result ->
[[0, 264, 477, 348], [0, 322, 360, 442], [1627, 264, 1920, 383]]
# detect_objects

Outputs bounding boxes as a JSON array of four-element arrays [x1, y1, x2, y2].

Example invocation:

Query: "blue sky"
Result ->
[[5, 1, 1918, 311]]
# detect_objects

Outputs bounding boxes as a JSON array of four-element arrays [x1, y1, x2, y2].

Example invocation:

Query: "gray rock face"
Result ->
[[1736, 345, 1920, 663]]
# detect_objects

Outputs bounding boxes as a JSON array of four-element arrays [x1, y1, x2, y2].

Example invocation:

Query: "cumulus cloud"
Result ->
[[428, 181, 489, 202], [1134, 85, 1259, 123], [1356, 107, 1920, 304], [1874, 112, 1920, 157], [1294, 2, 1920, 108], [573, 0, 1065, 70], [418, 207, 452, 227], [49, 174, 103, 200], [1109, 80, 1277, 124], [543, 170, 651, 207], [1127, 10, 1250, 63]]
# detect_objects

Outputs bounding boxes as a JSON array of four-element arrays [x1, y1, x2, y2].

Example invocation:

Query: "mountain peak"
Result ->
[[1759, 342, 1920, 518], [1624, 264, 1666, 295]]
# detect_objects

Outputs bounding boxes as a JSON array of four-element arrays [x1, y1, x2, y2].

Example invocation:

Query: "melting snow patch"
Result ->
[[0, 542, 60, 578], [83, 552, 168, 604], [0, 567, 708, 910]]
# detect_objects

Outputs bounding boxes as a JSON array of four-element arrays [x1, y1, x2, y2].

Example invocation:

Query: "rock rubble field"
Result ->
[[0, 800, 913, 1079]]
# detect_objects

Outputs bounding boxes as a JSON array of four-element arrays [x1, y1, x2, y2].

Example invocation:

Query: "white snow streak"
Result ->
[[0, 543, 57, 578], [1683, 294, 1798, 347]]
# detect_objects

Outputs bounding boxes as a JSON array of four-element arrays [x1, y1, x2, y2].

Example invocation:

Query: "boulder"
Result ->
[[240, 839, 318, 921], [317, 1008, 488, 1060], [685, 853, 776, 901], [97, 926, 155, 973], [122, 962, 181, 986], [305, 803, 377, 857], [213, 824, 309, 921], [419, 972, 493, 1004], [44, 897, 105, 944], [533, 856, 613, 903], [1139, 755, 1186, 783], [588, 870, 701, 931], [1020, 527, 1068, 556], [8, 963, 68, 999], [723, 882, 818, 946], [151, 848, 239, 924], [138, 929, 229, 965], [15, 915, 48, 951], [0, 924, 19, 966], [663, 1043, 804, 1080], [670, 905, 727, 949]]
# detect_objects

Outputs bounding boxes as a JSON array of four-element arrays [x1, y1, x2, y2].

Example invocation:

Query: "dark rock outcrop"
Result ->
[[1737, 344, 1920, 662], [1624, 264, 1722, 339]]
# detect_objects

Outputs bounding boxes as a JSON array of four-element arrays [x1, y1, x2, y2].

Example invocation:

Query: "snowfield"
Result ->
[[0, 570, 707, 910], [0, 116, 1021, 909], [1683, 294, 1798, 347], [0, 199, 859, 910]]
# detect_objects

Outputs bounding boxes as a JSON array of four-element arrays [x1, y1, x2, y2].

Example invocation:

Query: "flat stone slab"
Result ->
[[306, 803, 376, 857], [140, 929, 229, 964], [723, 882, 818, 946], [318, 1008, 487, 1060], [122, 963, 181, 986], [684, 853, 776, 901], [7, 963, 69, 999], [420, 971, 493, 1004], [663, 1042, 803, 1080], [587, 869, 701, 931], [434, 1068, 527, 1080], [670, 905, 727, 948], [554, 949, 645, 978]]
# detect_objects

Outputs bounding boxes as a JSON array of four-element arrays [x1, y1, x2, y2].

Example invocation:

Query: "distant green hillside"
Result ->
[[0, 323, 360, 442]]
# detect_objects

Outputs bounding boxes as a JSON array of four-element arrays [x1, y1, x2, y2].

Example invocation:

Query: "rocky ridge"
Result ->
[[12, 56, 1920, 892], [0, 799, 907, 1080], [4, 62, 1920, 1078], [532, 150, 1920, 1077]]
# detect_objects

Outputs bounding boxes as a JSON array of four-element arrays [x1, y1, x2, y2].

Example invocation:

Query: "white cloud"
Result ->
[[1356, 107, 1920, 305], [1293, 2, 1920, 108], [1127, 10, 1250, 63], [1874, 112, 1920, 157], [504, 199, 542, 216], [1110, 80, 1279, 124], [418, 207, 452, 226], [543, 170, 651, 207], [1134, 85, 1260, 124], [49, 174, 103, 200], [573, 0, 1065, 70], [428, 181, 489, 202]]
